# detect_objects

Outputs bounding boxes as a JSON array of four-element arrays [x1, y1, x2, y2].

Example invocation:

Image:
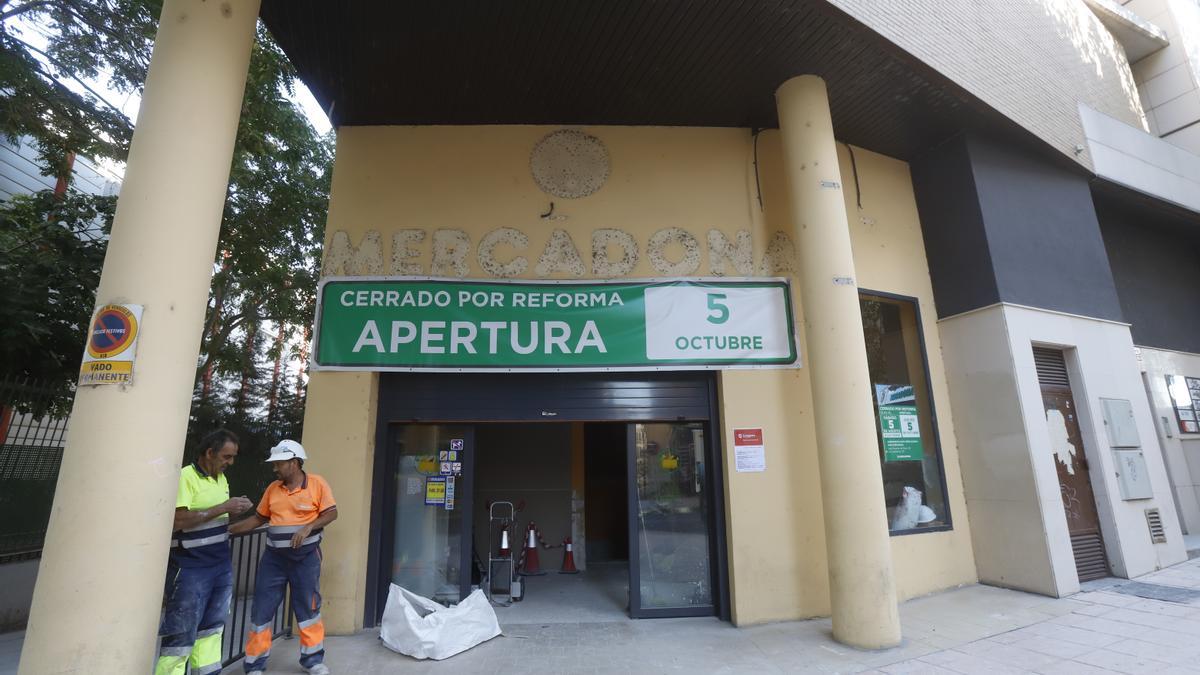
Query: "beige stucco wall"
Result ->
[[305, 125, 976, 632], [300, 370, 377, 632], [834, 0, 1146, 168]]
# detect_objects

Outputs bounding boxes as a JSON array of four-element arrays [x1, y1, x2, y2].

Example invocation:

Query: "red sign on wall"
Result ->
[[733, 427, 765, 472]]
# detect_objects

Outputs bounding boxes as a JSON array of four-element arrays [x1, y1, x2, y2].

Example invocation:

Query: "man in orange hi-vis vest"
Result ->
[[230, 440, 337, 675]]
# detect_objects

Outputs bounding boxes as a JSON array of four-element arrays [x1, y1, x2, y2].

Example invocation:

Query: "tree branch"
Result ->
[[5, 34, 134, 130], [198, 312, 250, 372], [0, 0, 55, 22], [50, 1, 153, 75]]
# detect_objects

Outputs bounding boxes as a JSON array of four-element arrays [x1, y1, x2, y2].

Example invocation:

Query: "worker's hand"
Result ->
[[225, 496, 253, 514], [291, 524, 313, 549]]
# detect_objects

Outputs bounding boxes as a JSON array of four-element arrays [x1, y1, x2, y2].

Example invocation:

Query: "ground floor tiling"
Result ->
[[6, 558, 1200, 673], [223, 557, 1200, 674]]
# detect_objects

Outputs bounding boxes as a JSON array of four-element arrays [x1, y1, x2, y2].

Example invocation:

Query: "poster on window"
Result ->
[[875, 384, 924, 462], [1167, 375, 1200, 434]]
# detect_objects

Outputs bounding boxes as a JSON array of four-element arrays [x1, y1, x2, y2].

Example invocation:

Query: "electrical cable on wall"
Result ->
[[844, 142, 863, 210], [752, 129, 764, 211]]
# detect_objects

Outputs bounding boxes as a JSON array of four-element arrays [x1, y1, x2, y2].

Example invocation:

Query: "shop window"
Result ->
[[859, 292, 951, 535]]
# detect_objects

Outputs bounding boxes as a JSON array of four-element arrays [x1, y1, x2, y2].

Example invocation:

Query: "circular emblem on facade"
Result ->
[[530, 129, 610, 199], [87, 304, 138, 358]]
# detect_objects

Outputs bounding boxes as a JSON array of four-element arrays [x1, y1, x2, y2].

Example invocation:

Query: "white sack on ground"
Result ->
[[379, 585, 502, 660]]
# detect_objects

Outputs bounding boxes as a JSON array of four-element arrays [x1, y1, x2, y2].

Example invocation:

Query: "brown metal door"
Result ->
[[1034, 348, 1109, 582]]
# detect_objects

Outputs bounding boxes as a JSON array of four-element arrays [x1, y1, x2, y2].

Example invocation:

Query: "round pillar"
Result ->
[[775, 75, 902, 649], [19, 1, 260, 672]]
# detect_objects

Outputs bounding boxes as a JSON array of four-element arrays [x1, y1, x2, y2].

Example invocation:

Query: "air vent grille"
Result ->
[[1033, 347, 1070, 388], [1145, 508, 1167, 544], [1070, 532, 1109, 581]]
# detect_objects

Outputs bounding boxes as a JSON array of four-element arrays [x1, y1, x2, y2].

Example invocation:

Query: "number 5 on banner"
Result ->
[[707, 293, 729, 324]]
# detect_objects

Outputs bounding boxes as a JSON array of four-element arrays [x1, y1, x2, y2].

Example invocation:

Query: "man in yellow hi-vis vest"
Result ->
[[156, 430, 252, 675]]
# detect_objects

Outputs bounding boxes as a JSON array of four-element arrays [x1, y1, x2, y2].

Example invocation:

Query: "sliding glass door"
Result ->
[[387, 424, 474, 605], [627, 422, 714, 618]]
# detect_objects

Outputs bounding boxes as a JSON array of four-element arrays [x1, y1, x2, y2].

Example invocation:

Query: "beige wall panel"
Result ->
[[323, 125, 758, 279], [313, 125, 973, 626], [833, 145, 977, 600], [937, 306, 1062, 595], [719, 369, 830, 624], [301, 371, 378, 634]]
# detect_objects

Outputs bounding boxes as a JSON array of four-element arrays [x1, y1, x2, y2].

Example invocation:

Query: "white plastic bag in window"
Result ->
[[379, 585, 501, 660]]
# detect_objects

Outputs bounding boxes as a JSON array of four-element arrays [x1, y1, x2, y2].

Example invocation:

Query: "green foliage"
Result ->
[[0, 1, 331, 427], [0, 191, 113, 410], [0, 0, 157, 176], [199, 26, 332, 395]]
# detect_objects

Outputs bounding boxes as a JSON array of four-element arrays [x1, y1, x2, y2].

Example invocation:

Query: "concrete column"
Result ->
[[19, 1, 260, 672], [775, 75, 902, 649]]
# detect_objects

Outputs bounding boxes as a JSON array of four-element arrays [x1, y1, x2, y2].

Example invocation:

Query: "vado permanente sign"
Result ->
[[312, 278, 800, 371]]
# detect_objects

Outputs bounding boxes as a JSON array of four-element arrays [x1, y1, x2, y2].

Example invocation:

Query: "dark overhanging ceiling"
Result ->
[[259, 0, 1033, 162], [1092, 179, 1200, 238]]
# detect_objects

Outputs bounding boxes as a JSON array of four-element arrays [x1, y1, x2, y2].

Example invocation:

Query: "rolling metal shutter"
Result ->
[[378, 371, 715, 422]]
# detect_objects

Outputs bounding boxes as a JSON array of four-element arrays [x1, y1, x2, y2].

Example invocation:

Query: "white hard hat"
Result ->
[[266, 439, 307, 463]]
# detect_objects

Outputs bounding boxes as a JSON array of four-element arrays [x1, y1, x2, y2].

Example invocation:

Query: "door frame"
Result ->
[[369, 423, 476, 621], [626, 422, 723, 619], [364, 371, 731, 626], [1033, 345, 1112, 584]]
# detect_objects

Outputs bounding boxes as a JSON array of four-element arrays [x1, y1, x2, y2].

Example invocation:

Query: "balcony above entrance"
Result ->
[[259, 0, 1029, 162]]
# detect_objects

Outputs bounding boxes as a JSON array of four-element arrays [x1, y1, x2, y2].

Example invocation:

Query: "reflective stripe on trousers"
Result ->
[[244, 547, 325, 673], [244, 620, 274, 669], [298, 612, 325, 656], [156, 562, 231, 675], [155, 632, 223, 673]]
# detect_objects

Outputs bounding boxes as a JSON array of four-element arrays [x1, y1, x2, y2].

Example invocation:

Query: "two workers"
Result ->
[[156, 433, 336, 675]]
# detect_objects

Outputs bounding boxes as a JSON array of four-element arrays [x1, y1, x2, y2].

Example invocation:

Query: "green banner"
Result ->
[[876, 383, 924, 462], [313, 278, 799, 371]]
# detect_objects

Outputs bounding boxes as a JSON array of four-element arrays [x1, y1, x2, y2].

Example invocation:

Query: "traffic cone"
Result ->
[[559, 537, 579, 574], [520, 522, 546, 576], [499, 525, 511, 558]]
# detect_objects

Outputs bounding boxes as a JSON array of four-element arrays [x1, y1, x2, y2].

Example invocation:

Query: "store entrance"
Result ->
[[368, 371, 729, 625], [473, 422, 630, 623], [379, 419, 717, 623]]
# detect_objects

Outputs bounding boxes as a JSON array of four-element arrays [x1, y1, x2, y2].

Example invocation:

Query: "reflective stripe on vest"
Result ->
[[171, 515, 230, 549], [266, 524, 322, 548]]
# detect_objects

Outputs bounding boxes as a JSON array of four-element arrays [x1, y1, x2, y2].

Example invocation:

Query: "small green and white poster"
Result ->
[[875, 384, 923, 462]]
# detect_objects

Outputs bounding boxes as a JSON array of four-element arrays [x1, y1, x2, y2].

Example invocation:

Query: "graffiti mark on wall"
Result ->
[[1061, 484, 1082, 522]]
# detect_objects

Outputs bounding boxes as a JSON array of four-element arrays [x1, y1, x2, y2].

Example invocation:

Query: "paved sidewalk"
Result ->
[[252, 556, 1200, 674], [4, 556, 1200, 673]]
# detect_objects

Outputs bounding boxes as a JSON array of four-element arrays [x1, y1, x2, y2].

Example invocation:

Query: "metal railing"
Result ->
[[0, 374, 303, 563], [0, 377, 70, 563], [223, 527, 293, 667]]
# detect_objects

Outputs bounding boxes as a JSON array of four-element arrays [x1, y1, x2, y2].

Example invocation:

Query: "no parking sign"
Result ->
[[79, 303, 144, 386]]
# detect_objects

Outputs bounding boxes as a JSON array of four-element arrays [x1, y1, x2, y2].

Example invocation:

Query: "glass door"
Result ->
[[388, 424, 474, 604], [627, 422, 715, 618]]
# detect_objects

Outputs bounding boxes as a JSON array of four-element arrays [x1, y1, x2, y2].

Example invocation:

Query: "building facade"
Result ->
[[17, 1, 1200, 671]]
